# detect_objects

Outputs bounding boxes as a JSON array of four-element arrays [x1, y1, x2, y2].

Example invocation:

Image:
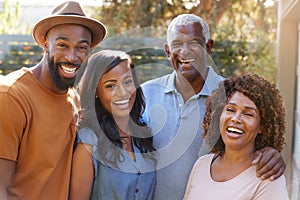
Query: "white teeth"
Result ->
[[227, 127, 244, 134], [61, 65, 77, 74], [180, 58, 195, 63], [114, 99, 129, 105]]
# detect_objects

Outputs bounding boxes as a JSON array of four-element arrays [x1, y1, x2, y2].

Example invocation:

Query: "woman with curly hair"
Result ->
[[184, 74, 289, 199], [70, 50, 156, 200]]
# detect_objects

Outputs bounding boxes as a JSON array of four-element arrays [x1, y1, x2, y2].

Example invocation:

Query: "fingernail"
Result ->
[[269, 176, 274, 181], [261, 176, 265, 180]]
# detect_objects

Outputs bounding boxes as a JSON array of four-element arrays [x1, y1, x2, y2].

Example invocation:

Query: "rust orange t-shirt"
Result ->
[[0, 68, 78, 199]]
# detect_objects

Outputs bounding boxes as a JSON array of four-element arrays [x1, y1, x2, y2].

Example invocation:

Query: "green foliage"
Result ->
[[0, 0, 31, 34], [211, 0, 278, 83], [96, 0, 171, 35], [92, 0, 278, 83], [0, 0, 277, 83]]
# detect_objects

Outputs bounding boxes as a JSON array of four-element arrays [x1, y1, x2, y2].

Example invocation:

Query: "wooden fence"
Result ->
[[0, 34, 173, 82], [0, 34, 43, 75]]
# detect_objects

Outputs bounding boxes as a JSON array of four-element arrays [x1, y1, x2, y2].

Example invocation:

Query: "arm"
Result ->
[[252, 147, 286, 180], [69, 143, 94, 200], [0, 93, 25, 198], [0, 158, 16, 199]]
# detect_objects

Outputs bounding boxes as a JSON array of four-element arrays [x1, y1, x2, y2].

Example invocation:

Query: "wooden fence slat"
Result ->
[[0, 34, 171, 79]]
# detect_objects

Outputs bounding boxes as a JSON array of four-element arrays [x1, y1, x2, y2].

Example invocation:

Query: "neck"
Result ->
[[211, 147, 255, 182], [221, 147, 255, 164], [116, 118, 135, 160], [175, 72, 206, 102], [115, 117, 131, 137]]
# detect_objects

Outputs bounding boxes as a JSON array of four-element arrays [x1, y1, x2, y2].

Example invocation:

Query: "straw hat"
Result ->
[[32, 1, 107, 48]]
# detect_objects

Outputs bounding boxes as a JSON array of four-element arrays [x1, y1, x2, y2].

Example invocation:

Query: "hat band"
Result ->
[[60, 13, 85, 16]]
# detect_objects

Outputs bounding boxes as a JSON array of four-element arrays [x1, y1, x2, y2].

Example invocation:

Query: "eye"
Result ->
[[57, 43, 67, 48], [124, 78, 134, 86], [78, 45, 88, 52], [171, 41, 182, 47], [190, 40, 200, 45], [185, 38, 203, 46], [244, 112, 254, 117], [105, 84, 116, 89], [225, 107, 235, 112]]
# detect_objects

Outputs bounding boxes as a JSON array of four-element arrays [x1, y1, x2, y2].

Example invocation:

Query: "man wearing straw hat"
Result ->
[[0, 1, 106, 199]]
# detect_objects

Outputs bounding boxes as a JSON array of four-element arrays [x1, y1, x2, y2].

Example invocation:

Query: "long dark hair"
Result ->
[[75, 50, 155, 166]]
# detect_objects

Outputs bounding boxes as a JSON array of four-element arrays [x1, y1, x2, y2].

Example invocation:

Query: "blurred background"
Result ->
[[1, 0, 300, 199], [0, 0, 278, 81]]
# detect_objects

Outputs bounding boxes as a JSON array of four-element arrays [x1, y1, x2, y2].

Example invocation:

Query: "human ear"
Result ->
[[164, 43, 171, 58], [257, 125, 263, 134], [95, 89, 99, 98], [44, 42, 49, 53], [206, 39, 214, 54]]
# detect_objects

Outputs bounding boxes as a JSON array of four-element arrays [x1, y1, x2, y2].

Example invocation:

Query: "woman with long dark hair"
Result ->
[[70, 50, 156, 200]]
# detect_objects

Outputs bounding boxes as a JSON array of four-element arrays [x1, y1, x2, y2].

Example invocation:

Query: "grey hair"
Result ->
[[167, 14, 211, 44]]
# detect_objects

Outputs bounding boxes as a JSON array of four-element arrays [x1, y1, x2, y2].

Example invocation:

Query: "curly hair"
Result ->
[[202, 74, 286, 156]]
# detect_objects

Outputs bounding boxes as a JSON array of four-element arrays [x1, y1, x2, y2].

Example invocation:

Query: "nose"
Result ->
[[231, 112, 242, 123], [115, 83, 129, 97], [180, 42, 190, 55], [65, 48, 79, 62]]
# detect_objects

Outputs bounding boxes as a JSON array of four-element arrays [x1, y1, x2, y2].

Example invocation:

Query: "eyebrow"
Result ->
[[103, 79, 117, 84], [227, 103, 258, 112], [102, 74, 133, 84], [55, 36, 90, 45]]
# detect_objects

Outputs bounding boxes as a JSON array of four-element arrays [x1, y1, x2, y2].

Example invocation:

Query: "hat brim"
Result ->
[[33, 15, 107, 48]]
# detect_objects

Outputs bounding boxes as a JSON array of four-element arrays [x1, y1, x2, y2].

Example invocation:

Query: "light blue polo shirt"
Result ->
[[141, 67, 224, 200]]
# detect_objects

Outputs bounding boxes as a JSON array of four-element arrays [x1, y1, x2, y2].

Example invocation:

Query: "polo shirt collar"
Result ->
[[200, 66, 224, 96], [164, 71, 177, 93], [164, 67, 224, 96]]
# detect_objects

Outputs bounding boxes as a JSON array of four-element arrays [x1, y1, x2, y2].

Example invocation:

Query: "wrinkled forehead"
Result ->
[[168, 23, 205, 42]]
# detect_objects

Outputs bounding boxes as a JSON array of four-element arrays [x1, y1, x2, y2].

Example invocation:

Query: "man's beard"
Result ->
[[47, 54, 77, 91]]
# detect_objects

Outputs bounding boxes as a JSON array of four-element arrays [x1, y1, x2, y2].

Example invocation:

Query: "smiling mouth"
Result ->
[[61, 65, 78, 74], [114, 99, 130, 105], [227, 127, 244, 135], [179, 58, 195, 64]]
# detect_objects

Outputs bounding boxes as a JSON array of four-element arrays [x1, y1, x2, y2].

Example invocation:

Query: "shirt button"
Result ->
[[179, 103, 183, 107], [137, 170, 141, 175]]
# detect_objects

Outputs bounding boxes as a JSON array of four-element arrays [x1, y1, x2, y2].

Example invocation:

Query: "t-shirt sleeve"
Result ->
[[0, 92, 26, 161], [183, 161, 197, 199], [253, 175, 289, 200], [183, 155, 208, 199], [77, 127, 99, 176], [77, 127, 98, 146]]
